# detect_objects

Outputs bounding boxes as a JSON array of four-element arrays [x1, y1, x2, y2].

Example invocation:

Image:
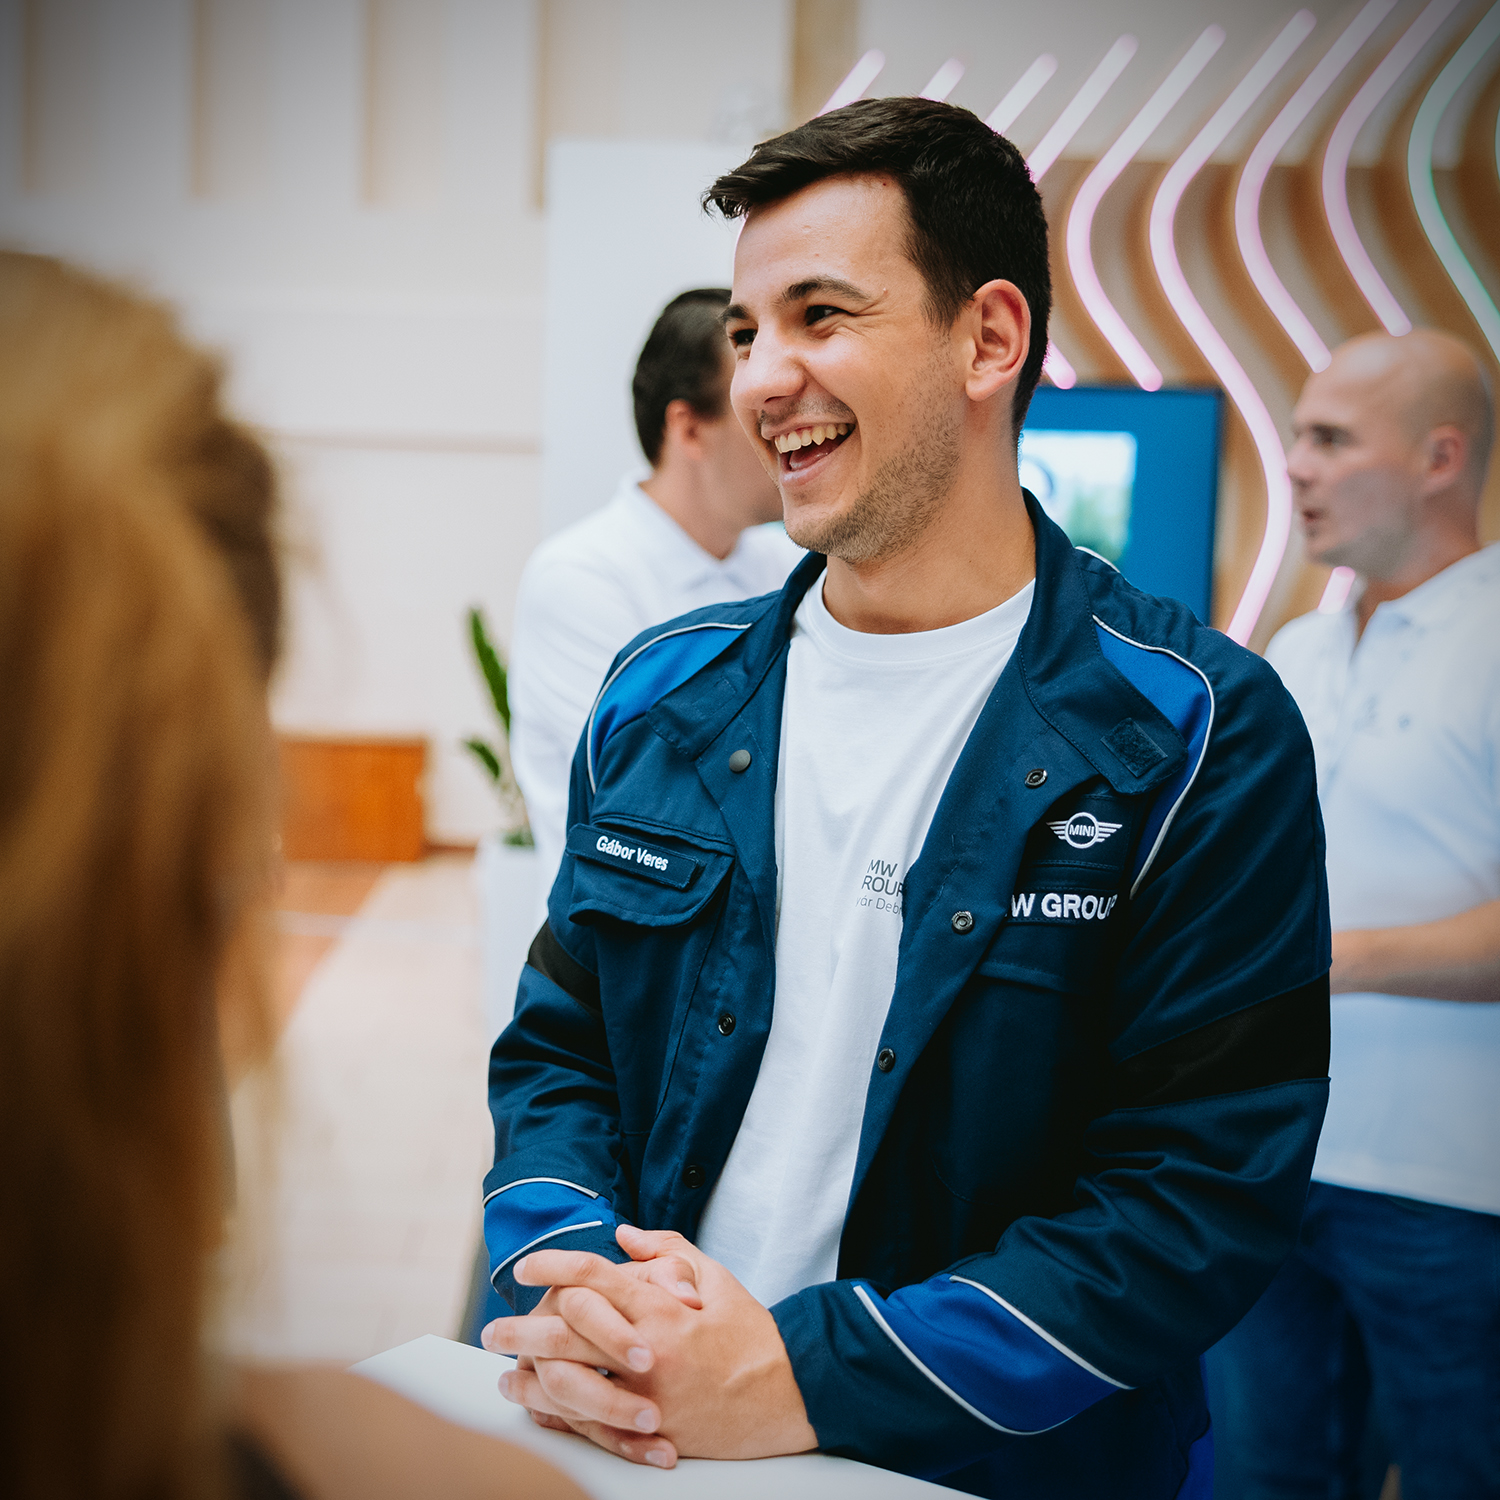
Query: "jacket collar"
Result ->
[[645, 501, 1197, 1198], [654, 499, 1190, 795]]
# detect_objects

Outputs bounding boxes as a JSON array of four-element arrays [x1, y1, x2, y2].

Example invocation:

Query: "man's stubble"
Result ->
[[784, 346, 962, 567]]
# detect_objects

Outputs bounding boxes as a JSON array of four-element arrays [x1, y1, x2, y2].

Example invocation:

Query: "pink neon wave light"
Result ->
[[1322, 0, 1461, 334], [1236, 2, 1396, 373], [920, 57, 965, 101], [1043, 344, 1077, 388], [1150, 14, 1315, 645], [1066, 28, 1225, 391], [1024, 38, 1138, 398], [987, 54, 1057, 135], [1028, 35, 1138, 182], [1318, 567, 1357, 612], [1408, 3, 1500, 365], [819, 50, 886, 115]]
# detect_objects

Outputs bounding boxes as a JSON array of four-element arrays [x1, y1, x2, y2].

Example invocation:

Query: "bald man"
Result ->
[[1208, 330, 1499, 1500]]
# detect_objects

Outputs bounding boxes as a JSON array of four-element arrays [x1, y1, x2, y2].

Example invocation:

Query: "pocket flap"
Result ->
[[565, 823, 731, 927]]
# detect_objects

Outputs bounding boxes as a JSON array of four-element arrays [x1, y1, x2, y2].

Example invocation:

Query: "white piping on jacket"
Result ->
[[491, 1219, 606, 1276], [584, 622, 752, 793], [853, 1285, 1090, 1436], [482, 1176, 600, 1208], [948, 1277, 1131, 1389], [1092, 616, 1216, 898]]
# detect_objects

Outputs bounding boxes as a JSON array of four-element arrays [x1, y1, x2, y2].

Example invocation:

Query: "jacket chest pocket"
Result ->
[[565, 821, 733, 929], [982, 874, 1124, 995], [564, 820, 738, 1136]]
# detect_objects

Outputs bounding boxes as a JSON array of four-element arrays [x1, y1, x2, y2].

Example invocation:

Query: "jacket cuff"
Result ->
[[773, 1275, 1125, 1478], [482, 1178, 629, 1313]]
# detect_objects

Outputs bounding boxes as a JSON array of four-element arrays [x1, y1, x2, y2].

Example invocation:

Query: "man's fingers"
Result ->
[[483, 1310, 631, 1370], [565, 1419, 678, 1469], [515, 1249, 680, 1323], [552, 1285, 657, 1371], [621, 1255, 704, 1309], [614, 1225, 704, 1306], [499, 1358, 662, 1438], [616, 1224, 692, 1261]]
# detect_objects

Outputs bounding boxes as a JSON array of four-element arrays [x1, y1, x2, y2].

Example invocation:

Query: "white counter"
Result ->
[[352, 1335, 952, 1498]]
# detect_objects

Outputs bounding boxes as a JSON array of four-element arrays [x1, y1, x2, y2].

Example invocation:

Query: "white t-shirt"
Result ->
[[510, 475, 803, 915], [1265, 543, 1500, 1215], [696, 576, 1035, 1305]]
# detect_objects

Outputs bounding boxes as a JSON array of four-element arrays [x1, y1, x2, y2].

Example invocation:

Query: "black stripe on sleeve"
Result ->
[[1116, 975, 1330, 1109], [526, 922, 602, 1018]]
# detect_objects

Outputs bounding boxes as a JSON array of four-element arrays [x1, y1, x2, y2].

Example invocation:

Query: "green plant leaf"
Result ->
[[468, 606, 511, 737], [462, 736, 502, 783]]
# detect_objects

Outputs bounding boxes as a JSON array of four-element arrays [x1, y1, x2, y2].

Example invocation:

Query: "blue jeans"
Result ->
[[1204, 1181, 1500, 1500]]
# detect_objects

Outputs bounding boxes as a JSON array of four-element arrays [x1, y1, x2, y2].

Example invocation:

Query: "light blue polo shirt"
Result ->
[[1267, 544, 1500, 1215]]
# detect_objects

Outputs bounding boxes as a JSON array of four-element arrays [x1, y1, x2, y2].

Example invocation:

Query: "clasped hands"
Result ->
[[481, 1225, 817, 1469]]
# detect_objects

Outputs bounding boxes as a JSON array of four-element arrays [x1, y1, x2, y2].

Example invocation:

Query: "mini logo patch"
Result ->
[[1048, 811, 1123, 850]]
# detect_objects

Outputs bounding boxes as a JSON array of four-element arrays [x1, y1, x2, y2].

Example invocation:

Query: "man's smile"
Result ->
[[768, 421, 855, 479]]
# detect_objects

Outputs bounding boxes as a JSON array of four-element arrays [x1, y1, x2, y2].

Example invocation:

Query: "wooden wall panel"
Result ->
[[279, 736, 427, 863]]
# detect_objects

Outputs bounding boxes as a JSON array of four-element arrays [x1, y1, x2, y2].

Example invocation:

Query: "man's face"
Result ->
[[696, 351, 784, 529], [1286, 357, 1427, 574], [724, 174, 964, 562]]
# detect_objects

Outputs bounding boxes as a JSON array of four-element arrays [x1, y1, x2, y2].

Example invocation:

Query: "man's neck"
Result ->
[[640, 468, 739, 561], [821, 476, 1035, 634], [1353, 524, 1480, 637]]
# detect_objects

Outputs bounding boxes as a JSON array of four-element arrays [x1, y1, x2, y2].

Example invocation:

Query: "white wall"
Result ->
[[2, 0, 1491, 835], [542, 139, 747, 535]]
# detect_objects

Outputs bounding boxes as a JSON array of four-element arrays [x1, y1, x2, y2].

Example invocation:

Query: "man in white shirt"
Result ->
[[1208, 329, 1500, 1500], [510, 289, 801, 904]]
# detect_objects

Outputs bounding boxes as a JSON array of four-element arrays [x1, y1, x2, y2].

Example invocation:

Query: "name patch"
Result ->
[[569, 825, 701, 890], [1009, 891, 1118, 923]]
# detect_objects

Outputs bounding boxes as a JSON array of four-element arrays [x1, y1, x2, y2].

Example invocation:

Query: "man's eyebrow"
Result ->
[[720, 278, 872, 326], [782, 276, 869, 306]]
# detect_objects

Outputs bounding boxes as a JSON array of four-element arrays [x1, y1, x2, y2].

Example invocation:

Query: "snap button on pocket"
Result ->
[[683, 1164, 706, 1189], [717, 1012, 736, 1036], [1024, 768, 1048, 788], [951, 910, 975, 933], [876, 1048, 896, 1073], [728, 748, 752, 772]]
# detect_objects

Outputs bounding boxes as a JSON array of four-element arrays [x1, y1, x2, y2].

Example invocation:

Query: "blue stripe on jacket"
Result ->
[[1093, 621, 1214, 889], [854, 1275, 1127, 1435], [587, 623, 748, 788], [483, 1179, 618, 1291]]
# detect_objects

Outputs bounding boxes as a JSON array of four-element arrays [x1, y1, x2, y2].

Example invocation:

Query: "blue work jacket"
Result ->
[[485, 500, 1331, 1499]]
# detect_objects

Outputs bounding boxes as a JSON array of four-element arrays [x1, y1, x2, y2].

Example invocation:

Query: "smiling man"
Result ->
[[479, 98, 1332, 1499]]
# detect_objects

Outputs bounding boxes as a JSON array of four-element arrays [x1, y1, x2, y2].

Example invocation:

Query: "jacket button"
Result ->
[[876, 1048, 896, 1073], [951, 910, 974, 933], [728, 748, 752, 773], [1024, 768, 1048, 788], [683, 1164, 705, 1189], [717, 1012, 736, 1035]]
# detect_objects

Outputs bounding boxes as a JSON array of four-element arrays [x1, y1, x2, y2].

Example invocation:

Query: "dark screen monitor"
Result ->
[[1019, 385, 1224, 622]]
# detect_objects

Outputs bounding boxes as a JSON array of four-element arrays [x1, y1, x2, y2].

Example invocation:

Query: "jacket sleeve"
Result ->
[[771, 657, 1332, 1476], [482, 742, 634, 1313]]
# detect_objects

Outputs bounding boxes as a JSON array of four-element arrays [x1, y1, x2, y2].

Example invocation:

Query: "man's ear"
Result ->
[[1421, 424, 1468, 492], [963, 279, 1031, 406], [661, 398, 710, 461]]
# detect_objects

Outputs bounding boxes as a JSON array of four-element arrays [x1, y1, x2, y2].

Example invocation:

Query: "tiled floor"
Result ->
[[226, 855, 491, 1364]]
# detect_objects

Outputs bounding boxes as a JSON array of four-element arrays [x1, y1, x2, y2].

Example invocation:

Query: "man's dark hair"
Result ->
[[705, 97, 1051, 433], [632, 288, 732, 467]]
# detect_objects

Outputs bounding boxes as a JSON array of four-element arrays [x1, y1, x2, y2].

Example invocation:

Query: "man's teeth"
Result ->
[[774, 423, 851, 454]]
